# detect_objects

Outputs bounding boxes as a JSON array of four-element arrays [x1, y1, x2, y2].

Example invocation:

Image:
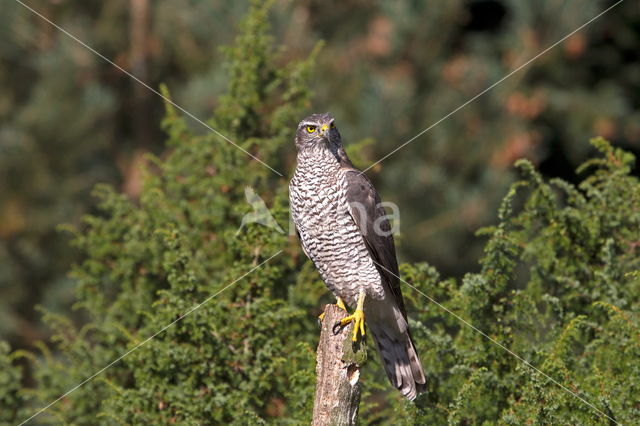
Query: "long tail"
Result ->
[[369, 320, 427, 400]]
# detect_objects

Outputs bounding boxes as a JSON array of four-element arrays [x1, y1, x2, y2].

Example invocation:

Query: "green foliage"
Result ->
[[0, 0, 250, 347], [0, 341, 29, 423], [4, 0, 639, 359], [2, 2, 638, 425], [3, 2, 322, 424], [396, 137, 639, 424]]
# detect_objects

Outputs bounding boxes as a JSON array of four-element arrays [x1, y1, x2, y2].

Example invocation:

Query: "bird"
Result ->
[[289, 112, 426, 400]]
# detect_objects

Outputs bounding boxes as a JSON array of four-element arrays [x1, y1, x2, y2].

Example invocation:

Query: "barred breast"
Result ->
[[289, 148, 384, 308]]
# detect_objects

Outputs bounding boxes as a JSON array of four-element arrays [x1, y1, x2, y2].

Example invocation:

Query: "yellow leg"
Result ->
[[337, 291, 365, 342], [318, 297, 348, 322]]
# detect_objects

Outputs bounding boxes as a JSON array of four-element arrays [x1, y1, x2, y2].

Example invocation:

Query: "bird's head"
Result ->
[[294, 112, 342, 151]]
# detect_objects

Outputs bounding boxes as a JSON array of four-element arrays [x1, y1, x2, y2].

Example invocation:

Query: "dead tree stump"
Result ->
[[312, 304, 367, 426]]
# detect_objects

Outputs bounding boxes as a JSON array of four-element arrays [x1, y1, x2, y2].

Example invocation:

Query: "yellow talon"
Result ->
[[335, 291, 366, 342], [318, 298, 348, 324], [339, 308, 365, 342]]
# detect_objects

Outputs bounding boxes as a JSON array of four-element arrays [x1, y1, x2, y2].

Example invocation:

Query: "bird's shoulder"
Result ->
[[339, 167, 382, 214]]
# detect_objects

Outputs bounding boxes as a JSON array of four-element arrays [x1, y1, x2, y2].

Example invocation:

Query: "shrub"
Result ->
[[398, 137, 639, 424]]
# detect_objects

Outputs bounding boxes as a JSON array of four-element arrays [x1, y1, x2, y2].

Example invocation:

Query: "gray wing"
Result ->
[[343, 169, 407, 318]]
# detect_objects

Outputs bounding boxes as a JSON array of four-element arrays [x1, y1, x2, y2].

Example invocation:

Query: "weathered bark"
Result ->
[[312, 304, 367, 426], [122, 0, 151, 199]]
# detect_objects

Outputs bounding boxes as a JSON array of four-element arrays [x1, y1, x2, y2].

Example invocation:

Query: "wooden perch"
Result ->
[[312, 304, 367, 426]]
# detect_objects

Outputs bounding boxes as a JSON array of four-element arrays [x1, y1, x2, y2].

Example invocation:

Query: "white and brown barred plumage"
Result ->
[[289, 112, 426, 400]]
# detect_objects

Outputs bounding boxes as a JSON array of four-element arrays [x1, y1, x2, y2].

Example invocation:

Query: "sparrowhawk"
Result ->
[[289, 112, 426, 400]]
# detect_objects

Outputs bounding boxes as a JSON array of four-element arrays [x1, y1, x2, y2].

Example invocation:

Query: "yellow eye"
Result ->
[[330, 122, 335, 129], [306, 126, 316, 133]]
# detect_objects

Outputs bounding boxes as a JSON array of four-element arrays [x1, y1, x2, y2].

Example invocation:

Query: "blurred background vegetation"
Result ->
[[2, 0, 638, 350], [0, 0, 639, 423]]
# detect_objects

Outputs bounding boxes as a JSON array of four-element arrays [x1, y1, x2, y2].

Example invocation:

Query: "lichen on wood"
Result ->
[[312, 304, 367, 426]]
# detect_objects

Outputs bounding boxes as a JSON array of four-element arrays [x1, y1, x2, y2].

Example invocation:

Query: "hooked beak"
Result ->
[[319, 123, 329, 136]]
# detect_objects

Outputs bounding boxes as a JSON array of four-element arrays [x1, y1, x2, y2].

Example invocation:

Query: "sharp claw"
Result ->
[[339, 316, 353, 327], [327, 293, 366, 340], [319, 300, 346, 327], [334, 310, 366, 342]]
